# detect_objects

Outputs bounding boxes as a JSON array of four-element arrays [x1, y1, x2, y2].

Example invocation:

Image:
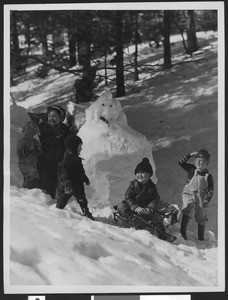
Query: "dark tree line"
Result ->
[[10, 10, 217, 101]]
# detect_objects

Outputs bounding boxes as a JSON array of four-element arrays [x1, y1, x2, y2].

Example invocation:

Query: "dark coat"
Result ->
[[58, 150, 89, 196], [124, 179, 160, 212], [38, 122, 71, 166]]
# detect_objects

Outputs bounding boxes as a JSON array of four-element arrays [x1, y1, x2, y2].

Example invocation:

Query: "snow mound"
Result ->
[[8, 186, 218, 290]]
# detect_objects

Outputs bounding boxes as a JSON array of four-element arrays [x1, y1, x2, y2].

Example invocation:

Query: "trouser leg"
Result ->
[[180, 214, 191, 240], [198, 224, 205, 241], [76, 196, 95, 220], [56, 193, 72, 209]]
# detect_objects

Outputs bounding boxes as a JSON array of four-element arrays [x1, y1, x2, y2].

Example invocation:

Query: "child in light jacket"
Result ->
[[179, 149, 214, 241]]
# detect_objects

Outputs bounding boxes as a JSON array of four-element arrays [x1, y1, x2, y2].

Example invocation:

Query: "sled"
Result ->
[[113, 207, 177, 243]]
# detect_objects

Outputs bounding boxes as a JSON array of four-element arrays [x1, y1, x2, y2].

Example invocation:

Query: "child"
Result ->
[[179, 149, 214, 241], [56, 134, 95, 220], [115, 158, 177, 243], [17, 121, 41, 189]]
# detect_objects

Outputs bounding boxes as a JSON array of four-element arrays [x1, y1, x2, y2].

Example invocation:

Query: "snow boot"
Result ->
[[81, 207, 95, 221], [198, 224, 205, 241], [180, 214, 191, 240], [156, 223, 177, 243]]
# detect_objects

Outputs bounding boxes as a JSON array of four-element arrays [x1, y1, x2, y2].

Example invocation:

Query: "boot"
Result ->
[[198, 224, 205, 241], [81, 207, 95, 221], [180, 214, 191, 240], [156, 223, 177, 243]]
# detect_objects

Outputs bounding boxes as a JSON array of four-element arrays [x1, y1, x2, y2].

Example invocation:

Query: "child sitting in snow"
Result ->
[[56, 134, 95, 220], [179, 149, 214, 241], [17, 121, 41, 189], [115, 158, 177, 243]]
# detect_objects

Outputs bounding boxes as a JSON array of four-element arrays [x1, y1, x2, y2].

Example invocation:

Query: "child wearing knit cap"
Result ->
[[56, 134, 95, 220], [115, 158, 176, 243], [17, 121, 41, 189]]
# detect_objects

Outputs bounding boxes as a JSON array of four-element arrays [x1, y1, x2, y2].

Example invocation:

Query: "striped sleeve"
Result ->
[[205, 173, 214, 202], [178, 153, 192, 170]]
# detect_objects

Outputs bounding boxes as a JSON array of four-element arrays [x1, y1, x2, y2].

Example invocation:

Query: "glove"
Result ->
[[143, 208, 152, 215], [65, 186, 73, 194], [84, 176, 90, 185], [135, 207, 146, 215], [202, 200, 209, 208]]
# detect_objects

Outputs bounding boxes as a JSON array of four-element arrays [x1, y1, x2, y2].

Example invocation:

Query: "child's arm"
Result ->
[[202, 174, 214, 208], [125, 182, 140, 212], [58, 162, 73, 194], [148, 186, 161, 211], [178, 152, 196, 171]]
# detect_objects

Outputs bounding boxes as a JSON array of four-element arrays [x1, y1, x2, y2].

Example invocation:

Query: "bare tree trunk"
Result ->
[[115, 11, 125, 97], [134, 12, 139, 82], [186, 10, 198, 55], [11, 11, 20, 53], [163, 10, 172, 69], [68, 30, 77, 67]]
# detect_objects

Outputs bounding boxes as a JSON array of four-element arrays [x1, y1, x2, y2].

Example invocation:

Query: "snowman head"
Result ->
[[85, 90, 127, 126]]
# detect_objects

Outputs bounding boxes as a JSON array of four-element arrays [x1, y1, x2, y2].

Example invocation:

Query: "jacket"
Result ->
[[38, 122, 71, 165], [58, 150, 89, 195], [124, 179, 160, 212], [179, 154, 214, 203]]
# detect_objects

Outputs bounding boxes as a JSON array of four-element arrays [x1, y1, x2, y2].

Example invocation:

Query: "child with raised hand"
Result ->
[[179, 149, 214, 241], [56, 134, 95, 220], [115, 158, 177, 243], [17, 121, 41, 189]]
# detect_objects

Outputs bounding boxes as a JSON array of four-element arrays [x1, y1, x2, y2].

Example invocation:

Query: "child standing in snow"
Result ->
[[115, 158, 177, 243], [179, 149, 214, 241], [17, 121, 41, 189], [37, 105, 72, 199], [56, 134, 95, 220]]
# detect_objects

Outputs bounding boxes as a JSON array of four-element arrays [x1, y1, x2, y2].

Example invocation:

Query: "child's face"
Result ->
[[136, 171, 150, 184], [48, 110, 61, 126], [194, 156, 207, 171], [78, 143, 83, 155]]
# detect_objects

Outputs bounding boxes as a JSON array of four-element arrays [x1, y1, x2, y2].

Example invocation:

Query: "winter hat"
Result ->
[[47, 105, 66, 121], [65, 134, 82, 154], [134, 157, 153, 177], [195, 149, 210, 163], [22, 121, 40, 137]]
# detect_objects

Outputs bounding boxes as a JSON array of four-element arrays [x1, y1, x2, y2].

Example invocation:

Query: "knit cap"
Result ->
[[47, 105, 66, 121], [134, 157, 153, 177], [65, 134, 82, 154]]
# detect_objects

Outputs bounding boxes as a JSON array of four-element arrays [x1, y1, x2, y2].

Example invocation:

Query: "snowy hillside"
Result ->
[[5, 31, 225, 293]]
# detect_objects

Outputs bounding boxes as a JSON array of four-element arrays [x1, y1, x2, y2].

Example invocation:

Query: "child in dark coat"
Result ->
[[115, 158, 176, 243], [17, 121, 41, 189], [37, 105, 71, 198], [179, 149, 214, 241], [56, 134, 95, 220]]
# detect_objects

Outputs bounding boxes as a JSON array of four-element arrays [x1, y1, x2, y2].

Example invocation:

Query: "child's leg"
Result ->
[[198, 224, 205, 241], [180, 202, 195, 239], [76, 195, 95, 220], [116, 201, 132, 218], [56, 193, 72, 209], [195, 206, 208, 240], [180, 214, 191, 240]]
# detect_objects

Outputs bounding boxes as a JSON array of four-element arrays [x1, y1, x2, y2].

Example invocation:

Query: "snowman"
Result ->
[[78, 90, 157, 208]]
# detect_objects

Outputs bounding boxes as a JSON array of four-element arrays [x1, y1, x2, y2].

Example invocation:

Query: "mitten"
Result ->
[[202, 200, 209, 209], [65, 186, 73, 194], [84, 176, 90, 185], [134, 206, 145, 215]]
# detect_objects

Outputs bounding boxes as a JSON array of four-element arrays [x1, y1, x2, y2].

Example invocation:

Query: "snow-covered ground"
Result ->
[[4, 29, 225, 294]]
